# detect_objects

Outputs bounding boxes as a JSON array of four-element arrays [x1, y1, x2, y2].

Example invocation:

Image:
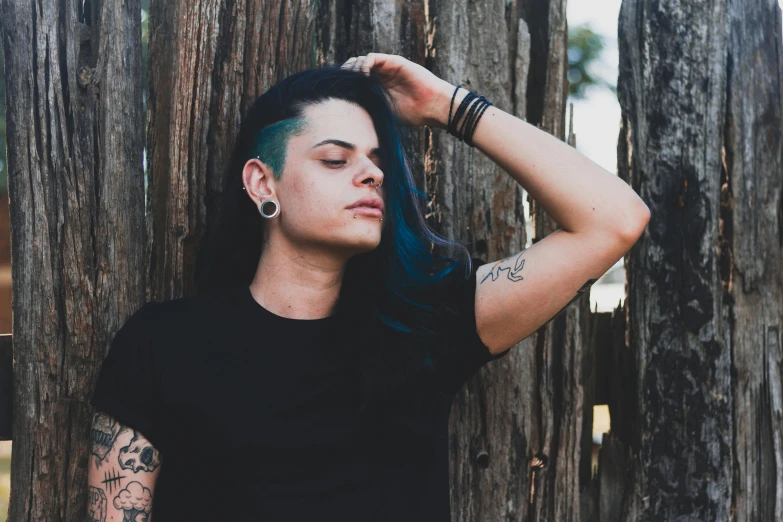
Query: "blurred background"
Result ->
[[0, 0, 629, 518]]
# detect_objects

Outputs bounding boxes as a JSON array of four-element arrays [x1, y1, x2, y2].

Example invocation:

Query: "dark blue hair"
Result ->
[[196, 64, 474, 404]]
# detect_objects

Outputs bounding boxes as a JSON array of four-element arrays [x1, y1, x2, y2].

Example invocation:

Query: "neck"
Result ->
[[248, 241, 345, 320]]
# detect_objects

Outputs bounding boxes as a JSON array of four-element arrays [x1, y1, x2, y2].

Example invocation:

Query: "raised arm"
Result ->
[[340, 53, 650, 354], [427, 81, 650, 353], [88, 410, 161, 522]]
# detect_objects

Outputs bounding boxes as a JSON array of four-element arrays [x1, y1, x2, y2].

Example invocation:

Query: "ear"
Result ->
[[242, 158, 277, 206]]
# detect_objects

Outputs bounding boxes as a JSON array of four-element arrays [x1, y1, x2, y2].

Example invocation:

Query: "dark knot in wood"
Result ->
[[78, 66, 96, 87], [476, 451, 490, 469]]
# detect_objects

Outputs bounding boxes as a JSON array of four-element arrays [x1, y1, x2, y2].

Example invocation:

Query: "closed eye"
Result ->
[[321, 160, 346, 167]]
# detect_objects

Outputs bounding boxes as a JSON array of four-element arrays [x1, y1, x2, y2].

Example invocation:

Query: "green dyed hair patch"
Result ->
[[250, 116, 309, 179]]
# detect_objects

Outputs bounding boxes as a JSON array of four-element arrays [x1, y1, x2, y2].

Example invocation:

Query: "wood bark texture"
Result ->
[[0, 335, 12, 440], [0, 0, 146, 519], [724, 2, 783, 519], [610, 0, 783, 520]]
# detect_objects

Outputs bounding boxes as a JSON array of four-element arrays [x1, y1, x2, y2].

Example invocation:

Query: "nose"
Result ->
[[357, 158, 384, 190]]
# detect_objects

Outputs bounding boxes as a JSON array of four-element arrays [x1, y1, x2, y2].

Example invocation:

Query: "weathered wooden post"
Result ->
[[0, 0, 146, 518], [597, 0, 783, 519]]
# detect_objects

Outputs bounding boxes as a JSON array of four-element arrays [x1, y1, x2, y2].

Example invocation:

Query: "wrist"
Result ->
[[425, 81, 471, 130]]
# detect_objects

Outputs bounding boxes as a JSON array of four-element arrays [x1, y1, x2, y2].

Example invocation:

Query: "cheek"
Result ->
[[285, 177, 345, 225]]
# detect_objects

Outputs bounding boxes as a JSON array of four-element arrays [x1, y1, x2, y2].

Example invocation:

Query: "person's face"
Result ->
[[242, 98, 386, 260]]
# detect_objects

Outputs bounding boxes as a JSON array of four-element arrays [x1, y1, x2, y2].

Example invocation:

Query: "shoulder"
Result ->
[[145, 291, 227, 321], [120, 289, 235, 344]]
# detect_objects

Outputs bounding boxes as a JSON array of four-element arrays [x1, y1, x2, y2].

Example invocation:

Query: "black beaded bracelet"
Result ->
[[448, 88, 476, 139], [459, 95, 486, 142], [465, 97, 492, 146], [446, 85, 493, 147]]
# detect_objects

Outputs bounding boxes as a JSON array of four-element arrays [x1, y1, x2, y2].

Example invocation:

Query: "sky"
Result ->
[[566, 0, 623, 175]]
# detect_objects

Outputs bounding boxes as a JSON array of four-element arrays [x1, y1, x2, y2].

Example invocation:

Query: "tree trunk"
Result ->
[[424, 0, 532, 516], [0, 0, 145, 519], [724, 2, 783, 518], [606, 0, 783, 519]]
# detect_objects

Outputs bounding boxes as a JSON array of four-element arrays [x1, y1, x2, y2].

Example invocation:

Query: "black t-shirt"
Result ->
[[90, 257, 511, 521]]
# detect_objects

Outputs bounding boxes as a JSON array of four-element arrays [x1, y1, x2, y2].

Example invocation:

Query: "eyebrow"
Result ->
[[312, 138, 381, 157]]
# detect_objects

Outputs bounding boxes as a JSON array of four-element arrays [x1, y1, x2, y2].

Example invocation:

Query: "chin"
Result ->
[[355, 238, 382, 252], [340, 235, 381, 255]]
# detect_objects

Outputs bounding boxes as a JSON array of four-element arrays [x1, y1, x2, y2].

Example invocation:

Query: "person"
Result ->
[[86, 53, 650, 522]]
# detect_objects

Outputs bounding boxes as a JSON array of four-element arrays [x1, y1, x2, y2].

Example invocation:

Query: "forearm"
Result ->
[[425, 81, 650, 239]]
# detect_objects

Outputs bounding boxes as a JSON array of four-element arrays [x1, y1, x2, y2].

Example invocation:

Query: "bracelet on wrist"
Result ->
[[446, 85, 493, 147]]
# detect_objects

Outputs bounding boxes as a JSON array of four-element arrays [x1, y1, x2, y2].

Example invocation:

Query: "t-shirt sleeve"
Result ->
[[90, 302, 163, 449], [432, 257, 513, 395]]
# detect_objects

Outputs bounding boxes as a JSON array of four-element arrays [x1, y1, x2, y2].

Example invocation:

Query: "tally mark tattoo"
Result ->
[[113, 482, 153, 522], [101, 467, 127, 494], [479, 251, 526, 284], [88, 486, 108, 522]]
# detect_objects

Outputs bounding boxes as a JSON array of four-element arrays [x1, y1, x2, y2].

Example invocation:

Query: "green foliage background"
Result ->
[[568, 23, 615, 99]]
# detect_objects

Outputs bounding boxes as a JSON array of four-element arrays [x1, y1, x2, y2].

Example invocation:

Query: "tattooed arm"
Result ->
[[420, 77, 649, 355], [474, 227, 642, 355], [87, 410, 161, 522]]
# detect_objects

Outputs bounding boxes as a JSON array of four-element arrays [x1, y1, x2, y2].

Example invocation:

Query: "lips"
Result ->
[[350, 206, 383, 217], [347, 196, 384, 212]]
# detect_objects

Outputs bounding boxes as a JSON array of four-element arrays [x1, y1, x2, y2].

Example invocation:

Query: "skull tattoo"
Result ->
[[119, 431, 161, 473]]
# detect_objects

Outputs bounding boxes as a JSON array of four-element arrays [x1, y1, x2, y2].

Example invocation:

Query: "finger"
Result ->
[[358, 56, 371, 73], [364, 52, 378, 75], [353, 55, 366, 72], [341, 57, 357, 69], [362, 53, 375, 76]]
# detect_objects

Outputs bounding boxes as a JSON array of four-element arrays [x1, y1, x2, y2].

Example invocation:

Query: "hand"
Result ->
[[341, 52, 452, 128]]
